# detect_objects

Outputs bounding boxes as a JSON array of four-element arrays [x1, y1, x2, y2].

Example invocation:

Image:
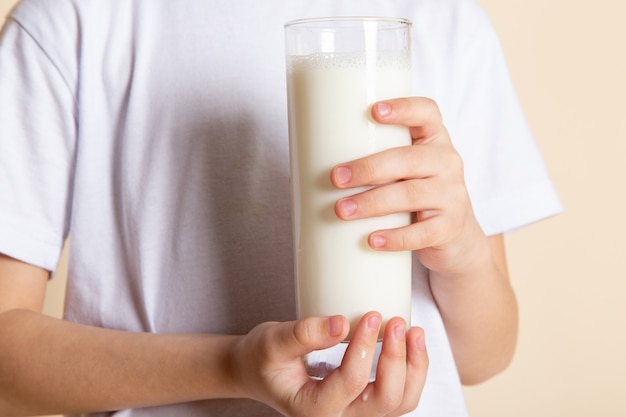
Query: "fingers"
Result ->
[[400, 327, 429, 414], [331, 144, 448, 190], [331, 151, 468, 253], [330, 99, 461, 193], [334, 176, 443, 220], [329, 96, 470, 253], [310, 312, 381, 413], [330, 97, 451, 191], [358, 318, 408, 415], [345, 322, 429, 417], [331, 139, 461, 191], [363, 325, 428, 417], [368, 216, 450, 252], [374, 327, 429, 417]]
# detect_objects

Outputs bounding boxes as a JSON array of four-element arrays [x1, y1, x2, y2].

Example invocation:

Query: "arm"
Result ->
[[0, 253, 428, 416], [0, 253, 241, 415], [330, 97, 518, 385]]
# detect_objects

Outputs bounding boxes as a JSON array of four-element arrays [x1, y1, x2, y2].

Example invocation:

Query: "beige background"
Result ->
[[2, 0, 625, 416]]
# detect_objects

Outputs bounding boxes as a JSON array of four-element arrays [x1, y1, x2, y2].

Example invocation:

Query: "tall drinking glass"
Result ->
[[285, 17, 413, 381]]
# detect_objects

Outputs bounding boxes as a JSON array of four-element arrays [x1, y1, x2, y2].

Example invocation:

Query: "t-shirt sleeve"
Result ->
[[0, 16, 77, 271], [428, 2, 564, 236]]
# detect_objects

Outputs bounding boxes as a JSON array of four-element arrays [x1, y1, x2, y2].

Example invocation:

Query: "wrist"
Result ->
[[431, 229, 495, 282], [198, 334, 246, 400]]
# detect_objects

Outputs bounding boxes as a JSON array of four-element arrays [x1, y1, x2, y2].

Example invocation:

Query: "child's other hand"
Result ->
[[331, 97, 489, 277]]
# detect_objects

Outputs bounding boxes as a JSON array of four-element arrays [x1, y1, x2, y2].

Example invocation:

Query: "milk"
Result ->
[[287, 51, 413, 340]]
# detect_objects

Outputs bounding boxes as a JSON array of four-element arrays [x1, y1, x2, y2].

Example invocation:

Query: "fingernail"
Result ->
[[328, 316, 344, 337], [367, 314, 382, 331], [338, 199, 357, 217], [374, 102, 392, 118], [334, 166, 352, 185], [370, 234, 387, 249], [416, 331, 426, 350], [393, 323, 405, 340]]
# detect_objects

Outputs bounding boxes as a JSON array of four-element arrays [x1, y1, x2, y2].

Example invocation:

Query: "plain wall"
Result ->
[[467, 1, 626, 416], [1, 0, 624, 416]]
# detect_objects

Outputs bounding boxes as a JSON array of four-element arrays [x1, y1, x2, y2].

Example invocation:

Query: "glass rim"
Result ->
[[285, 16, 412, 29]]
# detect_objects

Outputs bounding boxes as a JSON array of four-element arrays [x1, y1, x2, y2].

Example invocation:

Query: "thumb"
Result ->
[[276, 315, 349, 359]]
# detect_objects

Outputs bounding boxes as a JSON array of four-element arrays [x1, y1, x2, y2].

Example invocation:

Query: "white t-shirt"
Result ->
[[0, 0, 562, 416]]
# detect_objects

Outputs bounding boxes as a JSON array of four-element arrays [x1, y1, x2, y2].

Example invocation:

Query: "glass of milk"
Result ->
[[285, 17, 413, 381]]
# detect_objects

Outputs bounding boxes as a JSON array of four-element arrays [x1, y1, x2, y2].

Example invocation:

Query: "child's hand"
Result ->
[[230, 312, 428, 417], [331, 97, 489, 277]]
